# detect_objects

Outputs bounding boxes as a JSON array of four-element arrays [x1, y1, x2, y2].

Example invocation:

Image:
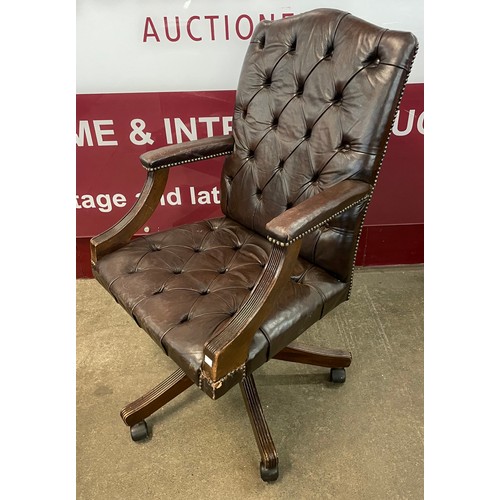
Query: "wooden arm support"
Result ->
[[90, 135, 234, 265], [90, 169, 169, 265], [200, 181, 370, 390], [201, 239, 302, 387]]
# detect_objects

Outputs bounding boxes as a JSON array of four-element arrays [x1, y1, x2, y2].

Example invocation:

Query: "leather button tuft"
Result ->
[[304, 129, 312, 139], [199, 289, 209, 295], [367, 54, 381, 67]]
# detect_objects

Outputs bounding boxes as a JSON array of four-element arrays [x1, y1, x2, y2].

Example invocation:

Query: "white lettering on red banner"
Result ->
[[76, 109, 423, 149], [76, 115, 233, 147], [392, 110, 424, 136], [76, 185, 221, 213]]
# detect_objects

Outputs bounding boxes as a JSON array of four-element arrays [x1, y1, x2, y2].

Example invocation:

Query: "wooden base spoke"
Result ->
[[120, 368, 193, 428], [273, 341, 352, 369], [240, 375, 279, 482]]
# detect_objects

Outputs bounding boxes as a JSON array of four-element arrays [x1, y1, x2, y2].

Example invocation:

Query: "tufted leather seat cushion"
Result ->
[[93, 217, 348, 382]]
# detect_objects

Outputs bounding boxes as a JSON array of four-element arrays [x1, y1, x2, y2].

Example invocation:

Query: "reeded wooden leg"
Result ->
[[240, 374, 279, 482], [120, 368, 193, 440], [273, 341, 352, 368]]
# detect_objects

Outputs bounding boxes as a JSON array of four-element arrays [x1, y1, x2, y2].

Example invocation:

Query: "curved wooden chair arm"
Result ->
[[90, 135, 234, 265], [200, 181, 371, 392], [201, 239, 302, 392], [90, 169, 170, 265]]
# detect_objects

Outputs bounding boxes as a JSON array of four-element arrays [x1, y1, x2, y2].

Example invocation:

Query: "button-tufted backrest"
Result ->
[[221, 9, 418, 281]]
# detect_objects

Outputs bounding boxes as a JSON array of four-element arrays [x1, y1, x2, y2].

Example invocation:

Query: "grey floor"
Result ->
[[76, 265, 423, 500]]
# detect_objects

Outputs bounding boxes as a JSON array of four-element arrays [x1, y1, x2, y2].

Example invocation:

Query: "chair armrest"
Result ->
[[90, 169, 169, 265], [200, 240, 302, 399], [265, 179, 372, 246], [198, 179, 371, 398], [140, 134, 234, 170], [90, 135, 234, 264]]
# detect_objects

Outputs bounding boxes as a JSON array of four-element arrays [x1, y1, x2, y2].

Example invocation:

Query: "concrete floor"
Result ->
[[76, 265, 423, 499]]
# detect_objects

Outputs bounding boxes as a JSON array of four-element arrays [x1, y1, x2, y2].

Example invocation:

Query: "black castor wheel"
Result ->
[[130, 420, 149, 442], [260, 462, 279, 482], [330, 367, 346, 384]]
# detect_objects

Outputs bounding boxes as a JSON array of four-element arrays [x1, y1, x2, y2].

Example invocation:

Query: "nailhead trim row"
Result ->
[[347, 43, 419, 299], [143, 150, 231, 171], [266, 194, 371, 247], [198, 363, 246, 399]]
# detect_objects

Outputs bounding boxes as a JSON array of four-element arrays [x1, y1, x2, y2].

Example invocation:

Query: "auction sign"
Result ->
[[76, 0, 423, 266]]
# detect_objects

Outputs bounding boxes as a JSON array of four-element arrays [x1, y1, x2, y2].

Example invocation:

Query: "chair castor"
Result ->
[[130, 420, 149, 442], [330, 368, 346, 384], [260, 462, 279, 482]]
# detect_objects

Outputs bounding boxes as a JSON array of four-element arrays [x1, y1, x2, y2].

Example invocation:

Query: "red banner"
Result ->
[[76, 83, 423, 238]]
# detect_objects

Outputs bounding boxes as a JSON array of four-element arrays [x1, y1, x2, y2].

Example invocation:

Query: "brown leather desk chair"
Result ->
[[90, 8, 418, 482]]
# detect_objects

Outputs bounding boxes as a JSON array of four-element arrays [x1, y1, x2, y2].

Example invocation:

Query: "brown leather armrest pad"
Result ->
[[266, 179, 371, 244], [140, 134, 234, 170]]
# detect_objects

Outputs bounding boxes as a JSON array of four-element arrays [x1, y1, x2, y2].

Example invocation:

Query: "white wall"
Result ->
[[76, 0, 424, 94]]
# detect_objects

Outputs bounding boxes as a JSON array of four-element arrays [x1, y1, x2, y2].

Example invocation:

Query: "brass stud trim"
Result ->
[[266, 194, 371, 247], [143, 150, 231, 171]]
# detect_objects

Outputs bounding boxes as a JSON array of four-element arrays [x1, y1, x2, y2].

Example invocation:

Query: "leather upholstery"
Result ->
[[94, 217, 347, 382], [222, 9, 417, 280], [92, 8, 418, 395], [140, 135, 234, 171]]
